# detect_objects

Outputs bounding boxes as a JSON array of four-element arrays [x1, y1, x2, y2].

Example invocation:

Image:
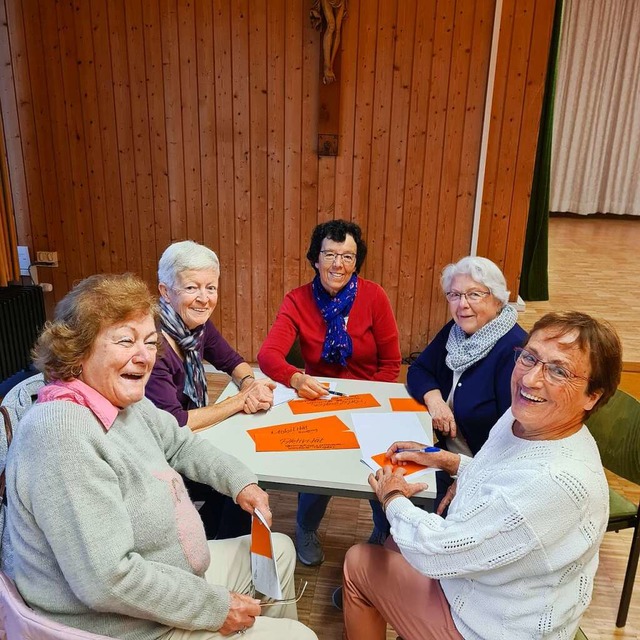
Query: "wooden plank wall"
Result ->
[[0, 0, 555, 361], [477, 0, 556, 296]]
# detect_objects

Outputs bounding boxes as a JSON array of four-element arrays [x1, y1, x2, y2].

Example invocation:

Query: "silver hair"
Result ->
[[158, 240, 220, 288], [440, 256, 510, 306]]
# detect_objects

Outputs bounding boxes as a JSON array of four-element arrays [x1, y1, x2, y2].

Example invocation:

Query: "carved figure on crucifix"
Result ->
[[310, 0, 347, 84]]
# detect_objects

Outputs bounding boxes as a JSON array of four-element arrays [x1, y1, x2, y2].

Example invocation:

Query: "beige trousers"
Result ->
[[161, 534, 317, 640]]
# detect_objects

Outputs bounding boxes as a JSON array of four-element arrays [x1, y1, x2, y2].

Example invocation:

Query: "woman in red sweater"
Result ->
[[258, 219, 401, 566]]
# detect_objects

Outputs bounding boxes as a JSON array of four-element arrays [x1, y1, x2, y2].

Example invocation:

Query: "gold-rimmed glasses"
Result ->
[[318, 250, 357, 266], [513, 347, 590, 385], [258, 580, 308, 608]]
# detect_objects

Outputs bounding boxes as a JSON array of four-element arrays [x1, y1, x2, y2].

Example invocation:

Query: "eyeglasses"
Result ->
[[256, 580, 308, 608], [319, 250, 357, 266], [513, 347, 590, 385], [445, 290, 491, 303], [170, 285, 217, 299]]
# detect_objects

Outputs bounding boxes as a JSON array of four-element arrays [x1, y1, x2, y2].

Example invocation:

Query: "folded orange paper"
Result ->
[[371, 452, 428, 476], [288, 393, 381, 415], [389, 397, 428, 412]]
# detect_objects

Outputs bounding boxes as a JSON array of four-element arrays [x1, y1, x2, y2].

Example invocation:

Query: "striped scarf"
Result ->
[[159, 297, 208, 407]]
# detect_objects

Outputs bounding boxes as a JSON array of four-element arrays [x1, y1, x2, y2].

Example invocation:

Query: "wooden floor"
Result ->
[[208, 215, 640, 640]]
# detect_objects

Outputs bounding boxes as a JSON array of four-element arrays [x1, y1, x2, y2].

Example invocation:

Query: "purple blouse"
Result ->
[[145, 321, 244, 426]]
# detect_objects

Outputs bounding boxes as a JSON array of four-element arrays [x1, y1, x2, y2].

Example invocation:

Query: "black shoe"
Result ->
[[332, 586, 343, 611]]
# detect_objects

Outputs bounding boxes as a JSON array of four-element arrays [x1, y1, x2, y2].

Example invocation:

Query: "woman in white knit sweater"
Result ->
[[342, 311, 622, 640]]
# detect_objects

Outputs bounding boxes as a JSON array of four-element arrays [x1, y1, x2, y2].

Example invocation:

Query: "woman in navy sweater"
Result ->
[[407, 257, 526, 470]]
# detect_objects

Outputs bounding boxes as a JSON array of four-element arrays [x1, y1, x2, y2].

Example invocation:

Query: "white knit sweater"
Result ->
[[386, 409, 609, 640]]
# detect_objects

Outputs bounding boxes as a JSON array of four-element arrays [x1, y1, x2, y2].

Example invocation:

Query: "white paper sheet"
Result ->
[[351, 412, 433, 479]]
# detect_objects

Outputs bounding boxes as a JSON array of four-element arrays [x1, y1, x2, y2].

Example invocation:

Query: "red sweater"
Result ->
[[257, 278, 401, 386]]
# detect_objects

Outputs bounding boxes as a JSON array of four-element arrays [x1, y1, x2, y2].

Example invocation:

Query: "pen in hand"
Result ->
[[396, 446, 441, 453], [326, 389, 346, 397]]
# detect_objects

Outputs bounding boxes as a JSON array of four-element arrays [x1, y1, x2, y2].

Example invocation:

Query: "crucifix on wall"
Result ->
[[311, 0, 347, 156]]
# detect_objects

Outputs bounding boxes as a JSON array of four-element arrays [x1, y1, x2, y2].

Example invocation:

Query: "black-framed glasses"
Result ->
[[513, 347, 590, 385], [319, 250, 357, 266], [445, 290, 491, 303]]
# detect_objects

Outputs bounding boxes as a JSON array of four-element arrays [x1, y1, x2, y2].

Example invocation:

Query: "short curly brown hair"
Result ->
[[527, 311, 622, 417], [33, 273, 159, 382]]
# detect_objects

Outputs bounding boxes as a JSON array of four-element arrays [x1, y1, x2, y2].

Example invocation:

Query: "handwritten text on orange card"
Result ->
[[389, 398, 428, 412], [247, 415, 359, 452], [288, 393, 381, 415], [371, 452, 428, 475]]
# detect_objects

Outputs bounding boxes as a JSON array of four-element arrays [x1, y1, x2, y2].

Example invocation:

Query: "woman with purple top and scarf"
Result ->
[[258, 220, 401, 566], [146, 240, 275, 539]]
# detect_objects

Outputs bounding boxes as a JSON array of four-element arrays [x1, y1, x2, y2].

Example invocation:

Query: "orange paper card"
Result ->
[[251, 513, 272, 558], [247, 415, 359, 452], [288, 393, 381, 415], [389, 398, 428, 412], [371, 452, 428, 476]]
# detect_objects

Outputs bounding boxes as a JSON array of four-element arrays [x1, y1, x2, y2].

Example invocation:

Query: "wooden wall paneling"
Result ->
[[266, 0, 285, 328], [362, 0, 395, 286], [230, 0, 252, 358], [108, 0, 143, 274], [90, 0, 127, 274], [56, 0, 97, 277], [451, 0, 494, 255], [0, 0, 31, 252], [72, 0, 110, 275], [381, 0, 417, 314], [502, 0, 555, 294], [415, 0, 455, 347], [333, 0, 358, 219], [248, 0, 269, 355], [195, 0, 221, 328], [483, 0, 535, 272], [283, 0, 303, 292], [350, 0, 378, 246], [178, 0, 203, 242], [429, 2, 477, 341], [39, 1, 84, 289], [143, 0, 171, 265], [212, 0, 237, 346], [299, 0, 319, 273], [124, 0, 158, 283], [160, 0, 187, 243], [476, 0, 511, 260], [317, 157, 336, 222], [396, 1, 436, 356], [3, 0, 42, 260], [21, 0, 67, 299]]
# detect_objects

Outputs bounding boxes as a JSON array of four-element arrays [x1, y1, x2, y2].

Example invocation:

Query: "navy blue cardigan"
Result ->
[[407, 320, 527, 454]]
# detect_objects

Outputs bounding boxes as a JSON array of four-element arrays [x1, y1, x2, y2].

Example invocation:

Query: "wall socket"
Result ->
[[36, 251, 58, 266]]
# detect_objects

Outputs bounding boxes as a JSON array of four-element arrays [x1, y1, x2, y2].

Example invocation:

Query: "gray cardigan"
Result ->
[[6, 396, 256, 639]]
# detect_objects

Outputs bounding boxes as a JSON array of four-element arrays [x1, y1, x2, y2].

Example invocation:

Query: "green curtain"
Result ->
[[519, 0, 563, 301]]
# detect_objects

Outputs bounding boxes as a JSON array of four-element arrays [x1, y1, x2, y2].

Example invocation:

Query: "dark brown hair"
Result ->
[[306, 219, 368, 273], [33, 273, 159, 381], [528, 311, 622, 417]]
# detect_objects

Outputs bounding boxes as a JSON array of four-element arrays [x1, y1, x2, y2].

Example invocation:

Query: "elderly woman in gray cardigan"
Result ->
[[6, 273, 315, 640]]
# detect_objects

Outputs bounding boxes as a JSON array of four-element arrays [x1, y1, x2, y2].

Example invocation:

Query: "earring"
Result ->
[[71, 365, 83, 378]]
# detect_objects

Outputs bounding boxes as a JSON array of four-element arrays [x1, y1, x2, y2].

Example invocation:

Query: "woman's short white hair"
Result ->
[[158, 241, 220, 288], [440, 256, 510, 306]]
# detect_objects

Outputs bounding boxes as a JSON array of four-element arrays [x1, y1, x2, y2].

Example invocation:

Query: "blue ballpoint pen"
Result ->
[[396, 446, 441, 453]]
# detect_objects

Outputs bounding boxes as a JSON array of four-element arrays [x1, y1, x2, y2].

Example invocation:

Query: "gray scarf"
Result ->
[[445, 304, 518, 374]]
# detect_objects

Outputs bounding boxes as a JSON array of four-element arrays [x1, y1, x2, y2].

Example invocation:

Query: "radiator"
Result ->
[[0, 286, 46, 382]]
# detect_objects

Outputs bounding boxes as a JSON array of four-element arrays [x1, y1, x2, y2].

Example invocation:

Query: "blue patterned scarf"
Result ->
[[312, 273, 358, 366], [159, 297, 208, 407]]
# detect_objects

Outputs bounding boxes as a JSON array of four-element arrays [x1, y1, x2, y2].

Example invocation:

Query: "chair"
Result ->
[[0, 375, 114, 639], [585, 388, 640, 627]]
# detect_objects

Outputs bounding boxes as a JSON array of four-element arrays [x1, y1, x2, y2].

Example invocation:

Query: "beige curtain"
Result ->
[[550, 0, 640, 216], [0, 111, 20, 286]]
